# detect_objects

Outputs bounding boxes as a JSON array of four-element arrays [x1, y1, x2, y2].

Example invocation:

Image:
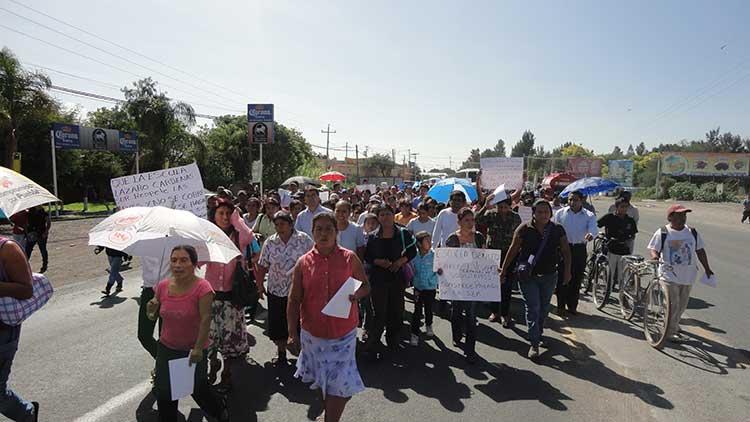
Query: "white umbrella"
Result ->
[[88, 206, 241, 264], [0, 166, 60, 217]]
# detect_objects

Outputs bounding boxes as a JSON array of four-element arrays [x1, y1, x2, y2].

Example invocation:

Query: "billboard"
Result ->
[[567, 157, 602, 177], [608, 160, 634, 186], [53, 123, 138, 152], [247, 104, 275, 144], [660, 152, 750, 177]]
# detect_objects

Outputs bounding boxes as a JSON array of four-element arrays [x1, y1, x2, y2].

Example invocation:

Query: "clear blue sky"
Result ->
[[2, 0, 749, 170]]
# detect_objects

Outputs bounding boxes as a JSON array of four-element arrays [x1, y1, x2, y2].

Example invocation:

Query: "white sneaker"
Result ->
[[528, 346, 540, 359], [410, 334, 419, 346], [426, 325, 434, 338]]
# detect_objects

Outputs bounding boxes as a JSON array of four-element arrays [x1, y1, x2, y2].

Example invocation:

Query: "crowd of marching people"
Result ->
[[0, 172, 714, 422]]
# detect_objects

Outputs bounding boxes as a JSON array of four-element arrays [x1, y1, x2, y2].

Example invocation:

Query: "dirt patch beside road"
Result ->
[[1, 217, 141, 288]]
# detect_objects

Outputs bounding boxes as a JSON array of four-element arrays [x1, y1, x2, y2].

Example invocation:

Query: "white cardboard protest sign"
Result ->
[[489, 184, 509, 205], [518, 206, 533, 223], [110, 162, 207, 218], [434, 248, 503, 302], [480, 157, 524, 191], [356, 184, 377, 194], [278, 189, 292, 208]]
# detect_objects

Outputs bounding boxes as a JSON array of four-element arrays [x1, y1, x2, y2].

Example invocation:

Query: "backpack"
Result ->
[[658, 225, 697, 256]]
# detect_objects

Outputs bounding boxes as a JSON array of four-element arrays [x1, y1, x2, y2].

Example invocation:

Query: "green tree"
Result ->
[[560, 143, 594, 157], [626, 144, 635, 157], [122, 78, 197, 170], [0, 47, 54, 167], [510, 130, 535, 157], [460, 148, 480, 169], [366, 153, 395, 177], [480, 139, 506, 158], [636, 142, 647, 155], [610, 146, 624, 160], [258, 124, 316, 188]]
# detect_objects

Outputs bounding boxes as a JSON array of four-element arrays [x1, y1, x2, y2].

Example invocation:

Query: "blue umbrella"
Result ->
[[427, 177, 478, 203], [560, 177, 620, 198]]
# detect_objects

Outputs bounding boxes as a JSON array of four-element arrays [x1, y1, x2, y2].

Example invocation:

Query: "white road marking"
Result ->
[[72, 380, 151, 422]]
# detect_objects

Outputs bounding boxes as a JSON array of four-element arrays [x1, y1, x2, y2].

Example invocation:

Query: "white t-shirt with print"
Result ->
[[647, 225, 705, 285]]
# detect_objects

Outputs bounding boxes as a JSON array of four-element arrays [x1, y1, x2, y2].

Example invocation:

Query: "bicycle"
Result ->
[[590, 236, 613, 310], [581, 234, 606, 295], [618, 256, 672, 349]]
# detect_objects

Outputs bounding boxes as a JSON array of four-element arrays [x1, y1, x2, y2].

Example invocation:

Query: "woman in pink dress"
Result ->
[[203, 198, 255, 390]]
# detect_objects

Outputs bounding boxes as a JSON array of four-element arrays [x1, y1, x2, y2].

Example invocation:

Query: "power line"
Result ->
[[0, 22, 240, 112], [25, 62, 245, 114], [4, 0, 309, 123], [49, 85, 220, 120], [5, 0, 248, 104], [0, 8, 245, 110]]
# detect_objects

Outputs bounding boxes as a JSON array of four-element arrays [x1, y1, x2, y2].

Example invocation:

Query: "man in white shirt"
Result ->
[[647, 204, 713, 341], [432, 190, 466, 248], [294, 186, 333, 237], [407, 203, 436, 236], [553, 190, 598, 315], [138, 255, 171, 360], [334, 200, 366, 260]]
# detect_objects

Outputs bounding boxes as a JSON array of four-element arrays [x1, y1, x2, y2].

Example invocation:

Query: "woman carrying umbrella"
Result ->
[[287, 213, 370, 422], [147, 245, 229, 422], [204, 198, 254, 390]]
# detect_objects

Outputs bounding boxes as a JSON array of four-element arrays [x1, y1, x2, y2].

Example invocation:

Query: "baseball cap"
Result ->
[[667, 204, 692, 217], [369, 195, 383, 203]]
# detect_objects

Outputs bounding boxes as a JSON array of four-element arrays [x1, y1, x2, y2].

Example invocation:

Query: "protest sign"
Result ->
[[278, 189, 292, 208], [434, 248, 503, 302], [480, 157, 524, 190], [110, 163, 207, 218], [518, 206, 533, 223], [608, 160, 634, 186], [356, 184, 377, 194]]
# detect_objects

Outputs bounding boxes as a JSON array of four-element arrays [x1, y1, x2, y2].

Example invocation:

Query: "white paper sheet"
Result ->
[[321, 277, 363, 319], [489, 184, 508, 205], [278, 189, 292, 208], [699, 273, 717, 288], [319, 191, 330, 202], [168, 357, 196, 401]]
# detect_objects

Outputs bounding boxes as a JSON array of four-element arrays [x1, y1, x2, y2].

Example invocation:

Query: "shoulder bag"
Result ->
[[0, 238, 54, 326], [514, 223, 552, 282]]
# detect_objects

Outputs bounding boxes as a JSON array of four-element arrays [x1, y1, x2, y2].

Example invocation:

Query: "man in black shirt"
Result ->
[[597, 197, 637, 289]]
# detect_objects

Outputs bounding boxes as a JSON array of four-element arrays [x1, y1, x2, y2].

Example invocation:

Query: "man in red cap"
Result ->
[[647, 204, 714, 342]]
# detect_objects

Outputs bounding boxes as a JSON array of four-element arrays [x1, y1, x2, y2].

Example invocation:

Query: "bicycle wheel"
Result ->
[[592, 262, 610, 310], [582, 257, 596, 294], [619, 267, 639, 321], [643, 279, 671, 349]]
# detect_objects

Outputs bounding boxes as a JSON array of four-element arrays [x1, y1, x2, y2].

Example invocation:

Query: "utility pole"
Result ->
[[355, 144, 360, 183], [321, 123, 336, 161], [449, 156, 452, 169], [392, 149, 396, 185], [345, 141, 348, 159]]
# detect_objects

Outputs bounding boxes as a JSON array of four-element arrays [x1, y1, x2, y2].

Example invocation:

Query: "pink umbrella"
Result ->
[[319, 171, 346, 182]]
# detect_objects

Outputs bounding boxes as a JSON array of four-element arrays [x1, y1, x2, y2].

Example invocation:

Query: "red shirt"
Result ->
[[155, 278, 214, 351], [298, 246, 359, 339]]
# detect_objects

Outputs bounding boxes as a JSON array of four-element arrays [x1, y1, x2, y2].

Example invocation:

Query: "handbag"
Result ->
[[230, 236, 259, 308], [514, 223, 552, 282], [398, 228, 417, 287], [0, 238, 54, 326]]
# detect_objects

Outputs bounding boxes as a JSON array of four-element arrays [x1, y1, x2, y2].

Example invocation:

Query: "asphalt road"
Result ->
[[7, 198, 750, 421]]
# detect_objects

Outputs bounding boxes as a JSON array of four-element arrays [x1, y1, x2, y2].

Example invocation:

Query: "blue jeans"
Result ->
[[0, 325, 34, 421], [519, 272, 557, 346], [106, 255, 124, 290], [451, 301, 478, 356]]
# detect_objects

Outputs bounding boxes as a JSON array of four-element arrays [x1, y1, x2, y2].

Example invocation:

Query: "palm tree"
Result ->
[[122, 78, 196, 170], [0, 47, 53, 168]]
